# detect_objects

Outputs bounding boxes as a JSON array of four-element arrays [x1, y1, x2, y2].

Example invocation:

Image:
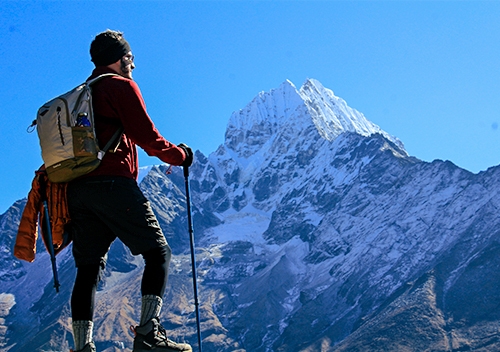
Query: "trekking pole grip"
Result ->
[[183, 165, 190, 178]]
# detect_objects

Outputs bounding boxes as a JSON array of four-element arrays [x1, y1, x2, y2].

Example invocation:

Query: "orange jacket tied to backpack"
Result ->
[[14, 167, 71, 262]]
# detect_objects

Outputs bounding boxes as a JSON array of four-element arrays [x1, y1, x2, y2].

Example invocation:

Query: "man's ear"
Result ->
[[106, 60, 122, 74]]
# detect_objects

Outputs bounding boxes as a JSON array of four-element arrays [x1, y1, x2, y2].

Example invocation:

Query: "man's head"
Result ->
[[90, 30, 135, 79]]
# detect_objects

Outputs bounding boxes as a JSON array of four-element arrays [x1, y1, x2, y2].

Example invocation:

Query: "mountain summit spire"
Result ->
[[224, 78, 405, 159]]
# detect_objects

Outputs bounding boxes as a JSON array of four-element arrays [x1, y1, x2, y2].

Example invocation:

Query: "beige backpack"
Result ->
[[29, 74, 123, 182]]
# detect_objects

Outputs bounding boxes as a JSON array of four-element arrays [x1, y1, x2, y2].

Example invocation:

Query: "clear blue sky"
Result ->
[[1, 1, 500, 213]]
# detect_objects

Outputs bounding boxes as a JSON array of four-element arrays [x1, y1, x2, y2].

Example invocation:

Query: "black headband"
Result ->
[[91, 38, 131, 67]]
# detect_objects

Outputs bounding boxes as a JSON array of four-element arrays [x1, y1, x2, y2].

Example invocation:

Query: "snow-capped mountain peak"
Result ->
[[224, 78, 405, 161]]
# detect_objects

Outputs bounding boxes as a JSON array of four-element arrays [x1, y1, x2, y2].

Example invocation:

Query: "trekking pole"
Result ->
[[183, 165, 203, 352], [42, 199, 60, 293], [37, 171, 61, 293], [43, 200, 61, 293]]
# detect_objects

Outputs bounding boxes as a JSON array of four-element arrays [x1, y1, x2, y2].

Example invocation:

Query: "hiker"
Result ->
[[68, 30, 193, 352]]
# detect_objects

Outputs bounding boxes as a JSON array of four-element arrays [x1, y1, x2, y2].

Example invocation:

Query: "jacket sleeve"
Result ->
[[14, 174, 42, 262], [47, 180, 71, 254], [109, 79, 187, 166]]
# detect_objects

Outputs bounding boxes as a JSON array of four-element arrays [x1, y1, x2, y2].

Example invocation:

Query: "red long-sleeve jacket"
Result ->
[[85, 67, 186, 180]]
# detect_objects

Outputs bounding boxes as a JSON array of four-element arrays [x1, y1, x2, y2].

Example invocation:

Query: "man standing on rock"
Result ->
[[68, 29, 193, 352]]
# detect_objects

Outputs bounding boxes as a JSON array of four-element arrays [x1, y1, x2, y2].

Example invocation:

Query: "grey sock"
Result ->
[[140, 295, 163, 325], [72, 320, 93, 351]]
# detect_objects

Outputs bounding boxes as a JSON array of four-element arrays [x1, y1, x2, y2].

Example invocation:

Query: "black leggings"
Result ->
[[71, 246, 171, 321]]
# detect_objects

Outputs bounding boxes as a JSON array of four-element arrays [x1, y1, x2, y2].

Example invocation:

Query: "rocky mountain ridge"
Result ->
[[1, 79, 500, 351]]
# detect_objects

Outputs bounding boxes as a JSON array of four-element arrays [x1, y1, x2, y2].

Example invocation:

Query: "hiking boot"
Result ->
[[131, 317, 192, 352], [70, 342, 96, 352]]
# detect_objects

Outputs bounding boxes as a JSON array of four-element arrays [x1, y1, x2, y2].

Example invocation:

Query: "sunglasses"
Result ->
[[122, 54, 135, 63]]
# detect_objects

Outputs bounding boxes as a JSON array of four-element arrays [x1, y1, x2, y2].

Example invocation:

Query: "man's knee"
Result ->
[[75, 262, 104, 284], [142, 245, 171, 267]]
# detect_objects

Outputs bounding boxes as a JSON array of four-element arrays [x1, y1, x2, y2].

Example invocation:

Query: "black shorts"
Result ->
[[67, 176, 169, 267]]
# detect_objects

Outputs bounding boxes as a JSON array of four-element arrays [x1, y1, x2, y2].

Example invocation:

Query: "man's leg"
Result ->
[[131, 248, 192, 351], [67, 177, 117, 352], [95, 177, 171, 326], [140, 246, 171, 325], [71, 263, 101, 351], [132, 245, 192, 351]]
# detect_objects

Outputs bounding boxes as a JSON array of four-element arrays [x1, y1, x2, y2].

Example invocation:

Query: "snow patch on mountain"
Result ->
[[204, 205, 271, 246]]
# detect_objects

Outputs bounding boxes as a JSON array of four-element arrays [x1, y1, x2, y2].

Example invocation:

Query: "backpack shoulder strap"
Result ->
[[88, 73, 124, 159], [86, 73, 120, 86], [103, 126, 124, 153]]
